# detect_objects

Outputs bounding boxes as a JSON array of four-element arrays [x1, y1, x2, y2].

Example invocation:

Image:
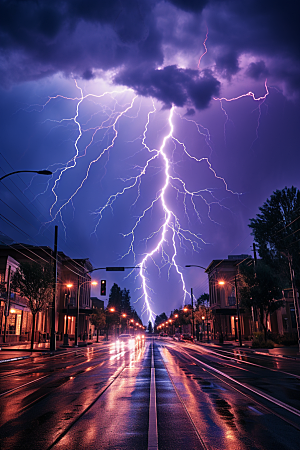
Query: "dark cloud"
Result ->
[[115, 65, 220, 110], [246, 61, 269, 80], [82, 69, 95, 80], [185, 108, 195, 116], [168, 0, 209, 13], [215, 52, 239, 80], [0, 0, 300, 101]]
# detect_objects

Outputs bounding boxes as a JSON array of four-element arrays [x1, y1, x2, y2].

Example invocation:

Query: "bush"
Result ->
[[251, 332, 274, 348], [252, 339, 274, 349], [278, 333, 298, 346], [267, 332, 281, 344]]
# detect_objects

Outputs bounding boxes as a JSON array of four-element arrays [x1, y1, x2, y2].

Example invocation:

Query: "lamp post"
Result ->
[[74, 278, 97, 347], [185, 264, 207, 341], [0, 169, 52, 182], [218, 278, 242, 346], [63, 283, 73, 346], [0, 169, 54, 347]]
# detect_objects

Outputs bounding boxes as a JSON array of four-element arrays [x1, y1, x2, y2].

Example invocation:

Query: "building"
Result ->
[[270, 289, 298, 337], [0, 244, 94, 344], [205, 255, 253, 341]]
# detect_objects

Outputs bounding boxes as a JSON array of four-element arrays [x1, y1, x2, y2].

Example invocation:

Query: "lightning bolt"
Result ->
[[25, 54, 270, 326], [213, 79, 269, 150], [198, 26, 208, 69]]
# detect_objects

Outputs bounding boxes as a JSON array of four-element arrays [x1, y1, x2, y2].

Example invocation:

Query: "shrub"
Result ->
[[251, 332, 274, 348], [278, 333, 298, 346]]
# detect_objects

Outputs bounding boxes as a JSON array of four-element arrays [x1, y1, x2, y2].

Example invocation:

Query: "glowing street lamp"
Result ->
[[75, 279, 97, 346], [185, 264, 207, 341], [63, 283, 73, 345], [218, 277, 242, 346]]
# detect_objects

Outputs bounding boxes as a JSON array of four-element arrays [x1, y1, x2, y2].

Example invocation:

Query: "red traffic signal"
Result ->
[[100, 280, 106, 296]]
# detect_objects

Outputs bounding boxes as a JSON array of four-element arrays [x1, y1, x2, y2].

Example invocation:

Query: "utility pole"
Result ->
[[234, 274, 243, 347], [191, 287, 195, 340], [3, 266, 11, 344], [251, 242, 258, 332], [252, 242, 257, 266], [50, 226, 58, 351], [75, 275, 80, 347], [287, 254, 300, 353]]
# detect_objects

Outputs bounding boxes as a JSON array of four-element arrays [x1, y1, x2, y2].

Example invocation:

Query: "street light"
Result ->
[[218, 277, 242, 346], [75, 279, 97, 347], [0, 169, 52, 182], [63, 283, 73, 346], [185, 264, 207, 340]]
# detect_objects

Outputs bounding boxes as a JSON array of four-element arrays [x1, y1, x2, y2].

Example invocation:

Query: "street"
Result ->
[[1, 338, 300, 449]]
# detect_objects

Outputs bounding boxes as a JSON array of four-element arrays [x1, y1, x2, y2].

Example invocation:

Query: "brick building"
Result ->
[[0, 244, 94, 344]]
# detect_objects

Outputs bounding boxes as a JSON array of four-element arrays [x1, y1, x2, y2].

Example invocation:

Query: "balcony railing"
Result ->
[[228, 296, 236, 306]]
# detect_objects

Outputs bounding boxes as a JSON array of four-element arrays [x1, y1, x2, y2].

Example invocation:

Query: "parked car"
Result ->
[[180, 333, 194, 342]]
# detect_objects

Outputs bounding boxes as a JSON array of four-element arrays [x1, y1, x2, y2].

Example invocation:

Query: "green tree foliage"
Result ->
[[154, 312, 168, 328], [11, 261, 53, 350], [131, 308, 142, 324], [249, 186, 300, 290], [148, 321, 153, 333], [239, 261, 284, 341], [105, 284, 142, 338], [121, 288, 131, 314], [197, 293, 209, 308], [90, 308, 106, 342], [107, 283, 123, 311]]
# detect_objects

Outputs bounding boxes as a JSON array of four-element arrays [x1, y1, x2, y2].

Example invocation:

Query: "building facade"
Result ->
[[0, 244, 94, 344], [205, 254, 298, 341], [205, 255, 253, 341]]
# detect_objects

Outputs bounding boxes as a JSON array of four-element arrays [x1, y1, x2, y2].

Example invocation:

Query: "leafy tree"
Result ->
[[131, 308, 142, 323], [154, 312, 168, 328], [180, 305, 192, 325], [249, 186, 300, 291], [197, 293, 209, 308], [148, 321, 153, 334], [90, 308, 106, 342], [11, 262, 53, 350], [107, 283, 123, 312], [105, 305, 119, 339], [121, 288, 131, 314], [239, 261, 284, 341]]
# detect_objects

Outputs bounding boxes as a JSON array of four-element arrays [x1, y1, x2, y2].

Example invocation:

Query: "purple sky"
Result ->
[[1, 0, 300, 324]]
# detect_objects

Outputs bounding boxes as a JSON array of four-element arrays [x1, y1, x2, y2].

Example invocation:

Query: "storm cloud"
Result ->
[[0, 0, 299, 103]]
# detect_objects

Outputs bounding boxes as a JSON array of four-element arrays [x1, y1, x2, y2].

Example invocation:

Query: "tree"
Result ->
[[197, 293, 209, 308], [90, 308, 106, 342], [154, 312, 168, 328], [249, 186, 300, 291], [121, 288, 131, 314], [239, 261, 284, 341], [148, 321, 153, 334], [107, 283, 123, 312], [105, 305, 119, 340], [11, 262, 53, 350]]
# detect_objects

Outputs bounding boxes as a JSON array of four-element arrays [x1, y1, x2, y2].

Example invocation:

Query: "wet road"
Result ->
[[0, 338, 300, 449]]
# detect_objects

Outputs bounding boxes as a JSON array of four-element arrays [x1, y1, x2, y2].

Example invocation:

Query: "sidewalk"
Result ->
[[195, 338, 300, 360], [0, 337, 105, 363]]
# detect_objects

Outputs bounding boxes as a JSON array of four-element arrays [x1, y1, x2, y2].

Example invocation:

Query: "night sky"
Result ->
[[1, 0, 300, 324]]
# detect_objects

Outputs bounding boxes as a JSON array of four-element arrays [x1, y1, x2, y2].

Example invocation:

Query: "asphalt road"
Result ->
[[1, 338, 300, 449]]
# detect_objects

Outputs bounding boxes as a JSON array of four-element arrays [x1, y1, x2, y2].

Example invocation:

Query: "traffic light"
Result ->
[[100, 280, 106, 296]]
